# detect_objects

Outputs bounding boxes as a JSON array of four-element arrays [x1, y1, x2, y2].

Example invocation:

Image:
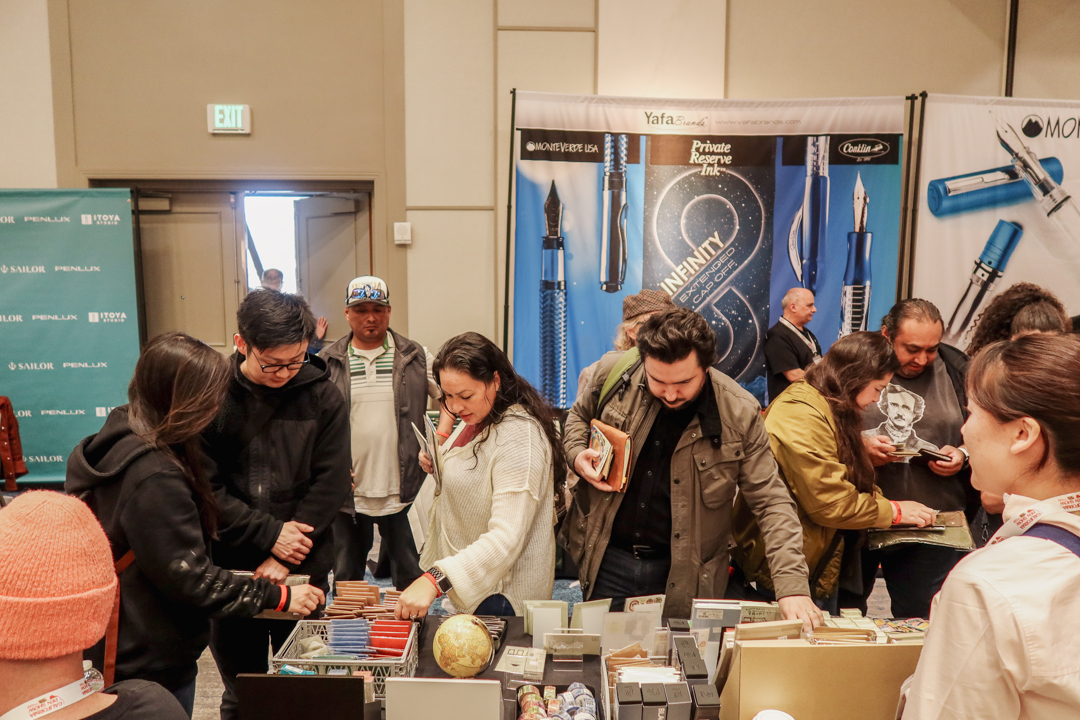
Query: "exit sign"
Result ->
[[207, 104, 251, 134]]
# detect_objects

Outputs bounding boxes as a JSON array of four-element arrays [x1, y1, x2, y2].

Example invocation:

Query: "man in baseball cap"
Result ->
[[320, 277, 454, 591], [0, 491, 186, 718]]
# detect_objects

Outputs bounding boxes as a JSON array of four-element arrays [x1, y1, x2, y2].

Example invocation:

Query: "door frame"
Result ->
[[90, 179, 375, 345]]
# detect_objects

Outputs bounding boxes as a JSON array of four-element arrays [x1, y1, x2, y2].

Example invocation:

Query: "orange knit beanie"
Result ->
[[0, 491, 117, 660]]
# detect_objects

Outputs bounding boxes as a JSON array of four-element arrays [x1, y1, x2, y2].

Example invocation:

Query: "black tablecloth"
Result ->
[[416, 616, 605, 719]]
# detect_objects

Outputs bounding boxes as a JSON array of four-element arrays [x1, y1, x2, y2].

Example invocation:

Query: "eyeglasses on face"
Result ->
[[348, 285, 387, 301], [250, 348, 309, 373]]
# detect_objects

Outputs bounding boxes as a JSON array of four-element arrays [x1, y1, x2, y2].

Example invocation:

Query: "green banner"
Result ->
[[0, 189, 140, 483]]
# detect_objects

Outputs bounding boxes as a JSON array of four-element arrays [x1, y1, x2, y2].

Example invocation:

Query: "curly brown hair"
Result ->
[[804, 332, 900, 492], [965, 283, 1070, 356]]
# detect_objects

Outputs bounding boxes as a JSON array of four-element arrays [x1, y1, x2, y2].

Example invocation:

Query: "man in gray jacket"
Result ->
[[320, 276, 454, 590], [564, 306, 820, 627]]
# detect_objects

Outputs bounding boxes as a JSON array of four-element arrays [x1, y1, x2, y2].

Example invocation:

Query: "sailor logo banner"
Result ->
[[0, 190, 140, 483], [511, 92, 905, 406], [912, 94, 1080, 351]]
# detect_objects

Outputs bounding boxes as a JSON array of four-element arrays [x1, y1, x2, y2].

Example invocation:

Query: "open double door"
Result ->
[[134, 190, 370, 352]]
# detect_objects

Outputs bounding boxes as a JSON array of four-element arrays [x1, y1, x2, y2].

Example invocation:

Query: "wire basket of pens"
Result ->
[[270, 618, 419, 698]]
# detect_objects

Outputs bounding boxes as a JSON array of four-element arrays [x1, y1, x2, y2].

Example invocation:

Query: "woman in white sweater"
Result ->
[[395, 332, 564, 618], [902, 333, 1080, 719]]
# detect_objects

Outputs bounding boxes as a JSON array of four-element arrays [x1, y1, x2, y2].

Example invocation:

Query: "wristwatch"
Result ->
[[428, 566, 453, 596], [957, 446, 970, 467]]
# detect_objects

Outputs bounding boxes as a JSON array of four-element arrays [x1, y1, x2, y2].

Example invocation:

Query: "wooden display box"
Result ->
[[719, 640, 922, 720]]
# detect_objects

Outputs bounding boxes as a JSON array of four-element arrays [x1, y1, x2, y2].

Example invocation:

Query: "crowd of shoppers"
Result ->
[[3, 276, 1079, 719]]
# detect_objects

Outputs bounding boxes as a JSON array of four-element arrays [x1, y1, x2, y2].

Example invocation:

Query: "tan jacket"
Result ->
[[732, 381, 892, 598], [562, 352, 809, 618]]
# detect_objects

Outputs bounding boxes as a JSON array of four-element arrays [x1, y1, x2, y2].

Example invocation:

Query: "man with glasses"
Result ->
[[203, 289, 352, 720], [321, 276, 454, 591]]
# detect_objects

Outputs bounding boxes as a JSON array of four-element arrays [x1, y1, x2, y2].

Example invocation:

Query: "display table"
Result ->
[[415, 616, 606, 719]]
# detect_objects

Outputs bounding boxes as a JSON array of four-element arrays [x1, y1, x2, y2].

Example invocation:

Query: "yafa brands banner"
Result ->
[[0, 190, 139, 483], [512, 92, 906, 407], [912, 94, 1080, 350]]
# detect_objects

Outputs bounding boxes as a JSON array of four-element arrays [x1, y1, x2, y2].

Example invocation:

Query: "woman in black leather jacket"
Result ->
[[66, 333, 324, 716]]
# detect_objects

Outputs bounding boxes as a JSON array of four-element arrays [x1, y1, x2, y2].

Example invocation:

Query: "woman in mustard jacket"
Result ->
[[732, 332, 935, 609]]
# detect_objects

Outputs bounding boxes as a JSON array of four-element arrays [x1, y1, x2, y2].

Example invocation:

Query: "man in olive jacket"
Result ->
[[563, 307, 819, 626]]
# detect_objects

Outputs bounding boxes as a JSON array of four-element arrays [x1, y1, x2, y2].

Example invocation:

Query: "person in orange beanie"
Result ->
[[0, 491, 187, 720]]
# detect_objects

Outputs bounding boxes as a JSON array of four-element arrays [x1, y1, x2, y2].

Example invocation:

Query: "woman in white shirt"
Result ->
[[395, 332, 564, 618], [903, 332, 1080, 719]]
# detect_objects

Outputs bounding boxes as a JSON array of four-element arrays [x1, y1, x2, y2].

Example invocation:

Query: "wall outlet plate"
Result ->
[[394, 222, 412, 245]]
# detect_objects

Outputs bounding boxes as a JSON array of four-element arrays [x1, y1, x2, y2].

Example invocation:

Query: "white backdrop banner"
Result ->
[[912, 94, 1080, 348]]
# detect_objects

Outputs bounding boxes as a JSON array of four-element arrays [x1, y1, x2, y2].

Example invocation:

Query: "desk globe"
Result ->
[[432, 614, 494, 678]]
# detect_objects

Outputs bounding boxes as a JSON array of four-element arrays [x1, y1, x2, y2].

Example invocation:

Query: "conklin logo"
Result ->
[[1020, 114, 1080, 139], [40, 409, 86, 416], [82, 213, 121, 225], [87, 312, 127, 323], [55, 265, 101, 272], [0, 265, 46, 274], [8, 362, 54, 370], [23, 216, 70, 223], [26, 455, 64, 463], [838, 138, 890, 160], [0, 314, 23, 322], [32, 314, 78, 321], [643, 111, 707, 128], [63, 362, 108, 368]]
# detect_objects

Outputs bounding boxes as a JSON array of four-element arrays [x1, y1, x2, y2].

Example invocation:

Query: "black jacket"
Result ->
[[203, 353, 352, 587], [66, 406, 284, 691], [319, 329, 432, 506]]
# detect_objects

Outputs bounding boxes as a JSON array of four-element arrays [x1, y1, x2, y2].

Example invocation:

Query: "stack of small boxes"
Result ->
[[517, 683, 599, 720], [611, 623, 720, 720]]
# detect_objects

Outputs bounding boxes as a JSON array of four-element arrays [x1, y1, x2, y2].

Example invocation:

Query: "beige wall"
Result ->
[[45, 0, 410, 330], [11, 0, 1080, 356], [0, 0, 58, 188]]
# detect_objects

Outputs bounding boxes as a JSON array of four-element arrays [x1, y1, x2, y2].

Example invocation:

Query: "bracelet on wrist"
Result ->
[[276, 585, 289, 612], [421, 572, 442, 596], [890, 500, 902, 525], [435, 430, 450, 439]]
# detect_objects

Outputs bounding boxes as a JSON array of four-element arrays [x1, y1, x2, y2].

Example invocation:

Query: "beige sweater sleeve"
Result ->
[[437, 416, 553, 611]]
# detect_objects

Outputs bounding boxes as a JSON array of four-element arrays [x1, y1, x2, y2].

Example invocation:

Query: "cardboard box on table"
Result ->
[[718, 639, 922, 720]]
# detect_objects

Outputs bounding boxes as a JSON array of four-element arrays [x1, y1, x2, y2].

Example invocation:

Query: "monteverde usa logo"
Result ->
[[1020, 113, 1080, 139], [838, 138, 890, 161]]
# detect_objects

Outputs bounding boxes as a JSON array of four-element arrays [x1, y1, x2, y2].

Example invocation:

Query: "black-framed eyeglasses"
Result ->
[[348, 285, 387, 302], [250, 348, 309, 373]]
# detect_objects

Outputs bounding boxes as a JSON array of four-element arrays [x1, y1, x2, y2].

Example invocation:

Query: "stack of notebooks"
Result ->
[[324, 581, 403, 620], [873, 617, 929, 644], [324, 618, 413, 659]]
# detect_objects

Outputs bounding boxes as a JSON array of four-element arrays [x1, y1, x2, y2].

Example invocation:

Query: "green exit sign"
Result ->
[[206, 104, 251, 134]]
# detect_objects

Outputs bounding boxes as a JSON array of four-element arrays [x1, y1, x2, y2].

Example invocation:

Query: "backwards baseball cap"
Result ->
[[623, 288, 675, 322], [346, 276, 390, 307], [0, 491, 117, 660]]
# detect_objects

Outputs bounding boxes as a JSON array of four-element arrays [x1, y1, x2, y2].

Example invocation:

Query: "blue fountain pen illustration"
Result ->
[[540, 180, 567, 408], [788, 136, 830, 292], [943, 219, 1023, 346], [839, 172, 872, 339], [600, 133, 629, 293]]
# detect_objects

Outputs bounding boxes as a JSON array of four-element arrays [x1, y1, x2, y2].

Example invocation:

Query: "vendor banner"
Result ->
[[912, 94, 1080, 350], [0, 190, 140, 483], [511, 92, 906, 406]]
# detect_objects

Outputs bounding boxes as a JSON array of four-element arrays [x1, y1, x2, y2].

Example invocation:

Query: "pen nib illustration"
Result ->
[[853, 172, 868, 233], [545, 181, 562, 237]]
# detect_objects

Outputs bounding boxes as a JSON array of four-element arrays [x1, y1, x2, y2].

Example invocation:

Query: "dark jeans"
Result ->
[[171, 677, 196, 718], [209, 616, 302, 720], [589, 545, 671, 612], [474, 594, 516, 616], [332, 507, 422, 591], [839, 543, 967, 619]]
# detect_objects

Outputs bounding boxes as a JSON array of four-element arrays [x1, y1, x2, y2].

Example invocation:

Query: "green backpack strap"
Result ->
[[597, 348, 641, 414]]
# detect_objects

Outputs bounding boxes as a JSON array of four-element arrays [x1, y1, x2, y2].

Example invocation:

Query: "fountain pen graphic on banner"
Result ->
[[600, 133, 628, 293], [540, 181, 567, 408], [839, 172, 872, 339], [994, 116, 1080, 275], [789, 136, 830, 293]]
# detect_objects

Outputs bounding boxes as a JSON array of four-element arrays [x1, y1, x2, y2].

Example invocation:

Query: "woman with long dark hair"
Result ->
[[902, 333, 1080, 718], [66, 333, 324, 715], [732, 332, 935, 608], [394, 332, 565, 618]]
